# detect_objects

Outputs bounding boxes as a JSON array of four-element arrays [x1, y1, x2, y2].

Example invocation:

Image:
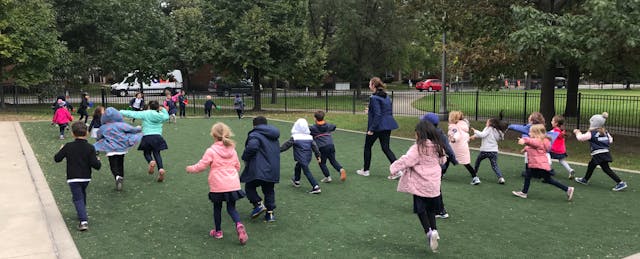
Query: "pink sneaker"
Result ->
[[209, 229, 223, 239], [236, 222, 248, 245]]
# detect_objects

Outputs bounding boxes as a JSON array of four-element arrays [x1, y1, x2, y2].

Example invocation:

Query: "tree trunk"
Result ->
[[181, 67, 190, 91], [270, 77, 277, 104], [564, 64, 579, 117], [252, 68, 261, 111], [540, 62, 556, 129]]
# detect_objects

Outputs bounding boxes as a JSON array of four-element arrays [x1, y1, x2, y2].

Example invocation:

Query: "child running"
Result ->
[[471, 115, 508, 184], [77, 93, 90, 124], [512, 124, 575, 201], [203, 95, 218, 119], [508, 112, 558, 177], [164, 92, 178, 123], [128, 92, 145, 123], [241, 116, 280, 222], [233, 94, 244, 119], [281, 118, 322, 194], [54, 122, 101, 231], [89, 106, 104, 139], [94, 107, 142, 191], [309, 111, 347, 182], [389, 120, 447, 253], [550, 115, 576, 179], [186, 123, 248, 245], [446, 111, 478, 183], [573, 112, 628, 191], [120, 100, 170, 182], [52, 99, 74, 140]]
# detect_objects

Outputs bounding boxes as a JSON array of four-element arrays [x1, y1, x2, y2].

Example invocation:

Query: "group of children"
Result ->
[[52, 95, 629, 251]]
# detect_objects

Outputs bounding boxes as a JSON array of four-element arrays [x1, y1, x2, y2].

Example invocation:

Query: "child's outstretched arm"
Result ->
[[508, 124, 530, 135], [573, 129, 591, 142], [279, 138, 294, 152], [54, 145, 67, 163], [186, 148, 214, 173], [120, 109, 144, 119], [311, 140, 321, 162], [389, 144, 420, 175]]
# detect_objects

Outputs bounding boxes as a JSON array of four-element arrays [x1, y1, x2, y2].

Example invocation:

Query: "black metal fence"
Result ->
[[2, 84, 639, 136]]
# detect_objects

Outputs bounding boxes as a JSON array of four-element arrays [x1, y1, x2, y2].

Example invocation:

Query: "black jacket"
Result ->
[[240, 125, 281, 183], [54, 139, 101, 180]]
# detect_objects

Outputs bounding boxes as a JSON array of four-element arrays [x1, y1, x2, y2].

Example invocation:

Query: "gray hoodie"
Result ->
[[473, 126, 504, 152]]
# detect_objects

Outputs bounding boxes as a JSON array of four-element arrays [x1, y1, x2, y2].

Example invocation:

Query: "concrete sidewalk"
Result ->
[[0, 121, 80, 259]]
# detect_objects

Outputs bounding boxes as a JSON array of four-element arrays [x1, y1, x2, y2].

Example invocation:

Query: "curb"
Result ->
[[14, 122, 81, 259]]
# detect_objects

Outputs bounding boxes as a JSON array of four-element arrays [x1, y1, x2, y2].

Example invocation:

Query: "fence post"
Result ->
[[191, 92, 196, 116], [325, 90, 329, 112], [433, 92, 436, 112], [523, 91, 528, 123], [576, 92, 581, 129], [284, 89, 288, 113], [13, 84, 18, 113], [352, 91, 356, 114], [101, 87, 106, 107], [474, 90, 479, 121]]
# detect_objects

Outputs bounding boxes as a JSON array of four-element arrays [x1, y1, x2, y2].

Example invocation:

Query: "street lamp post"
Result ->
[[438, 11, 448, 121]]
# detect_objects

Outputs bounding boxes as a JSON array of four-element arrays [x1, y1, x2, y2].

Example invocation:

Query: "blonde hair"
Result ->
[[210, 122, 235, 147], [528, 112, 545, 125], [448, 111, 464, 124], [528, 124, 547, 141]]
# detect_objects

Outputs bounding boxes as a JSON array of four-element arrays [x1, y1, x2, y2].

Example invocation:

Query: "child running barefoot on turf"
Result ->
[[241, 116, 280, 222], [120, 100, 170, 182], [186, 123, 248, 245], [446, 111, 478, 183], [573, 112, 627, 191], [281, 118, 322, 194], [309, 111, 347, 182], [94, 107, 142, 191], [54, 122, 101, 231], [389, 120, 447, 253], [550, 115, 576, 179], [512, 124, 575, 201], [471, 115, 508, 184]]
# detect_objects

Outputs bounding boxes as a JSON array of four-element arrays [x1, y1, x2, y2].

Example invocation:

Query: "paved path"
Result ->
[[0, 121, 80, 259]]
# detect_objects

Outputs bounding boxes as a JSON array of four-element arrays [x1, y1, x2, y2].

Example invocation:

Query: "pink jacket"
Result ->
[[52, 108, 73, 125], [523, 137, 551, 171], [448, 120, 471, 164], [186, 142, 242, 193], [550, 127, 566, 154], [390, 141, 446, 198]]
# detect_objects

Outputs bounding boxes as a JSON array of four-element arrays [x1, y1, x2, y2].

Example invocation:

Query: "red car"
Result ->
[[416, 79, 443, 92]]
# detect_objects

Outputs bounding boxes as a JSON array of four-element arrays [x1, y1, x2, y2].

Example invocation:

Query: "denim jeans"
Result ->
[[69, 181, 89, 221]]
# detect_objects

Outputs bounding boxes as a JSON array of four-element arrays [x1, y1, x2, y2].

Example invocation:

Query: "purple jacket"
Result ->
[[94, 107, 142, 153]]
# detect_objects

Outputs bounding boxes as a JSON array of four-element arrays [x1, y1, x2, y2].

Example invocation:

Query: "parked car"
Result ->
[[415, 79, 443, 92], [207, 77, 253, 97]]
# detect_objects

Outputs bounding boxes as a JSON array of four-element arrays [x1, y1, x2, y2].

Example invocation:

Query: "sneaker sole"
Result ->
[[340, 169, 347, 181], [148, 161, 156, 175]]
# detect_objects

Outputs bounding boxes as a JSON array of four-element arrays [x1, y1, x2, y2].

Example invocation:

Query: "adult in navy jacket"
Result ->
[[357, 77, 399, 177], [240, 116, 281, 222]]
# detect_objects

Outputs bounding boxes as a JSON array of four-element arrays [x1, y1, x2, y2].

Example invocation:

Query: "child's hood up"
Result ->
[[101, 107, 124, 124], [291, 118, 311, 135]]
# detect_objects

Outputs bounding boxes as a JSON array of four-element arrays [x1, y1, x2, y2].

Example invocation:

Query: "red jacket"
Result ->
[[52, 108, 73, 125]]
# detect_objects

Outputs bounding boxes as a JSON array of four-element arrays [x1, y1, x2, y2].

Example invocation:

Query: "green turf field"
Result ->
[[21, 118, 639, 258]]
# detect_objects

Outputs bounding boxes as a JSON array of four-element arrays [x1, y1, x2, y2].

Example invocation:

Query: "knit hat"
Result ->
[[420, 112, 439, 126], [589, 112, 608, 130]]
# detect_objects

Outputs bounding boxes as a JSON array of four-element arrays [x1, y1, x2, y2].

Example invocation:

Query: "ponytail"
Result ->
[[210, 123, 235, 147]]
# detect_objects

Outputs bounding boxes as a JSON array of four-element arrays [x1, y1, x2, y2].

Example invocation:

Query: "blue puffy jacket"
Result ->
[[94, 107, 142, 153], [367, 93, 398, 132], [240, 124, 281, 183]]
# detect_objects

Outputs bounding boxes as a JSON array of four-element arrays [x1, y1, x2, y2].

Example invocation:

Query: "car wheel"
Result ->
[[118, 90, 127, 97], [428, 87, 433, 92], [419, 89, 423, 92]]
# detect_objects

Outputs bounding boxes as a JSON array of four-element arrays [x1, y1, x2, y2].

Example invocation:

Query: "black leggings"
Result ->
[[213, 200, 241, 231], [143, 150, 164, 169], [584, 160, 621, 183], [58, 124, 67, 136], [442, 160, 477, 177], [179, 105, 186, 117], [108, 154, 125, 179], [363, 130, 397, 171]]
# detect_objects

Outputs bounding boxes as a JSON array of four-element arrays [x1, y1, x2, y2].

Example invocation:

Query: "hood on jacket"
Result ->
[[420, 112, 440, 127], [292, 118, 310, 135], [211, 142, 236, 159], [101, 107, 124, 124], [252, 124, 280, 140]]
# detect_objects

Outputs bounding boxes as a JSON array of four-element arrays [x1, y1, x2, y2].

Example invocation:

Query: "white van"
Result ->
[[110, 70, 183, 97]]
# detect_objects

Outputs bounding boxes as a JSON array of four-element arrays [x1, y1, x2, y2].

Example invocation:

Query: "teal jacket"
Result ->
[[120, 109, 169, 136]]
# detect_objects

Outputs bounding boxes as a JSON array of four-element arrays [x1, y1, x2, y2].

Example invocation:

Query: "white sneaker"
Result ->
[[320, 176, 332, 183], [429, 230, 440, 252], [498, 177, 505, 184], [356, 169, 370, 176], [470, 177, 481, 185], [388, 170, 403, 180]]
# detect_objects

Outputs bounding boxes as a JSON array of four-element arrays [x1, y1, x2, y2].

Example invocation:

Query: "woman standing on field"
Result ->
[[357, 77, 398, 177]]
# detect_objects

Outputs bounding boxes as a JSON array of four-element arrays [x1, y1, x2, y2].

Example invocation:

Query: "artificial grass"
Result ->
[[21, 118, 639, 258]]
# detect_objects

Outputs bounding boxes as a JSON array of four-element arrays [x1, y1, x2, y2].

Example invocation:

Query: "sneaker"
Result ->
[[148, 161, 156, 175], [612, 181, 628, 192], [574, 177, 588, 185], [250, 204, 266, 219], [388, 170, 403, 180], [59, 135, 65, 140], [569, 170, 575, 180], [115, 176, 123, 191], [291, 178, 301, 187], [264, 211, 275, 222], [429, 230, 440, 252], [566, 187, 574, 201], [157, 169, 165, 182], [321, 176, 332, 183], [236, 222, 248, 245], [309, 185, 322, 194], [356, 169, 370, 176], [435, 211, 449, 219], [340, 168, 347, 181], [512, 191, 528, 199], [210, 229, 223, 239], [78, 221, 88, 231], [470, 177, 481, 185], [498, 177, 505, 184]]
